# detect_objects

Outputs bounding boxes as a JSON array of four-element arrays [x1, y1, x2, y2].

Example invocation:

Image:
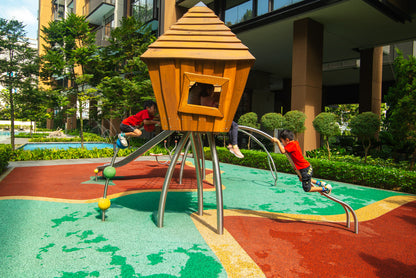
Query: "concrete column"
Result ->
[[359, 47, 383, 117], [159, 0, 186, 35], [291, 18, 323, 152]]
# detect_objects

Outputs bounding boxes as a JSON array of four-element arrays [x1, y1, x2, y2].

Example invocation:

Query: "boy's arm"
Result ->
[[143, 119, 160, 125], [271, 137, 286, 154]]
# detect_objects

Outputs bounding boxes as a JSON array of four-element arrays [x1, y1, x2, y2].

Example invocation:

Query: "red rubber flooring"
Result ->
[[0, 161, 214, 200], [224, 201, 416, 278]]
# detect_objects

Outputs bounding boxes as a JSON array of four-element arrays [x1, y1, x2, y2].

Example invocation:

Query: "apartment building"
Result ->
[[38, 0, 416, 151]]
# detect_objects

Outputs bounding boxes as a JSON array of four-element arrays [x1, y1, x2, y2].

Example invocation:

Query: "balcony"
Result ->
[[84, 0, 115, 25]]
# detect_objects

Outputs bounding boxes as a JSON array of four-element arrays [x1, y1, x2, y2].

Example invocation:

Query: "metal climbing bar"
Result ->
[[238, 127, 279, 186], [238, 125, 358, 234]]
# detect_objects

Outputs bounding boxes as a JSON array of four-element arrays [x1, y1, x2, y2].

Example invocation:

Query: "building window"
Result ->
[[104, 14, 114, 37], [225, 0, 253, 26], [273, 0, 304, 11], [257, 0, 270, 16], [53, 0, 65, 20], [132, 0, 156, 23]]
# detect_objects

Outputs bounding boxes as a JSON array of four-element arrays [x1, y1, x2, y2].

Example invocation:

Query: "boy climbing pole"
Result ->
[[272, 129, 332, 194]]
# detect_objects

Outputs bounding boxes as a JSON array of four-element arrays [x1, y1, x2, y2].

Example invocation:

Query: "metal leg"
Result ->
[[191, 132, 204, 216], [197, 133, 206, 180], [157, 132, 191, 228], [179, 139, 192, 184], [207, 132, 224, 235]]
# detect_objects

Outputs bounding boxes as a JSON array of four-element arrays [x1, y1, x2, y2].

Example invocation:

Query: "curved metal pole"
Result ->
[[157, 132, 191, 228], [207, 132, 224, 235], [238, 125, 358, 234], [179, 139, 192, 184], [238, 128, 278, 186], [190, 133, 204, 215]]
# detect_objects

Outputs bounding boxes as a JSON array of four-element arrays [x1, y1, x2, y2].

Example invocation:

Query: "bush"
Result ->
[[261, 112, 284, 131], [0, 145, 12, 174], [283, 110, 306, 135]]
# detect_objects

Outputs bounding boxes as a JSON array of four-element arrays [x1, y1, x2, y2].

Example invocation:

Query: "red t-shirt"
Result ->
[[122, 110, 153, 127], [285, 140, 310, 170]]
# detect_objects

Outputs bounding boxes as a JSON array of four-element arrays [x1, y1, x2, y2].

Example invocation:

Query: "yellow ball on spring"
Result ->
[[98, 198, 111, 210], [94, 168, 99, 174]]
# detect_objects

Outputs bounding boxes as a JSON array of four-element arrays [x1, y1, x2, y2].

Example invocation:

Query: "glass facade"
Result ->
[[132, 0, 155, 23], [224, 0, 253, 26], [224, 0, 306, 26], [273, 0, 303, 11]]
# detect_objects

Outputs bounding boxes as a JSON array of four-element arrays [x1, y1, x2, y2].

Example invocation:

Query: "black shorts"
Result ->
[[299, 166, 313, 192], [120, 123, 136, 133]]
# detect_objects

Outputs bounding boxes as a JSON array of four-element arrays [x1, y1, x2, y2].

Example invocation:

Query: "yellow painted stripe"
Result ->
[[190, 211, 266, 278]]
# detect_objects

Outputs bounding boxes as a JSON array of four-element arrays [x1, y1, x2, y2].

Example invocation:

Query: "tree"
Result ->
[[40, 13, 98, 147], [14, 79, 49, 135], [238, 112, 260, 149], [283, 110, 306, 137], [325, 104, 359, 134], [385, 50, 416, 169], [350, 112, 380, 163], [261, 112, 284, 132], [313, 112, 340, 159], [96, 16, 155, 124], [0, 18, 39, 150]]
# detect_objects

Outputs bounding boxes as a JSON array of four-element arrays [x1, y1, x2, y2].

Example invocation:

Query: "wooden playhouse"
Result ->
[[141, 3, 255, 133]]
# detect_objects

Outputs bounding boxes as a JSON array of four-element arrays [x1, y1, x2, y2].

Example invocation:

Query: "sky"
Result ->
[[0, 0, 39, 41]]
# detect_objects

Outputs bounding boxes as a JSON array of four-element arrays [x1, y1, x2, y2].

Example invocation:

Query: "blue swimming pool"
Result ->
[[22, 142, 114, 151]]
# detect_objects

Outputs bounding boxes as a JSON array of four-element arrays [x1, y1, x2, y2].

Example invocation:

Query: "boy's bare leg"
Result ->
[[124, 128, 142, 137]]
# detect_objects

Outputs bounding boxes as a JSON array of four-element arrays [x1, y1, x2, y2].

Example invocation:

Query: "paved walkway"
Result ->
[[0, 157, 415, 277]]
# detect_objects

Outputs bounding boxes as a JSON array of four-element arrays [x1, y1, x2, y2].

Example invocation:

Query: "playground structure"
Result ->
[[95, 3, 357, 235]]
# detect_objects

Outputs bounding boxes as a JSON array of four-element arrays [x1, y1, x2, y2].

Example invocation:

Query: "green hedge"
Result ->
[[205, 147, 416, 194], [0, 145, 12, 174]]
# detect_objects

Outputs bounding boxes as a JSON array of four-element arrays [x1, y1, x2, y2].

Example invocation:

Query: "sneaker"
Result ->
[[316, 180, 326, 187], [322, 184, 332, 194], [118, 133, 128, 147], [231, 145, 244, 159]]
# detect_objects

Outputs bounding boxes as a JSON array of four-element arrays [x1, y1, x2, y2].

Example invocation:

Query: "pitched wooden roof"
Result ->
[[141, 4, 255, 61]]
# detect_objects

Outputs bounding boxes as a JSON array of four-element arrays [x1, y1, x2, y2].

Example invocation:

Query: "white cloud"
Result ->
[[3, 7, 37, 26], [0, 1, 39, 40]]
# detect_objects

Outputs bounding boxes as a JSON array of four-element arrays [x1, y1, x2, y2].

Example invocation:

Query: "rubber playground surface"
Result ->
[[1, 157, 416, 278]]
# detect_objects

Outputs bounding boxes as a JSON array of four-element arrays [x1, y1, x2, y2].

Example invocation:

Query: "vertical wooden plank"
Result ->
[[159, 59, 181, 130], [179, 60, 199, 131], [214, 61, 237, 132], [213, 60, 225, 77], [147, 62, 169, 130], [200, 63, 216, 132], [228, 61, 252, 118]]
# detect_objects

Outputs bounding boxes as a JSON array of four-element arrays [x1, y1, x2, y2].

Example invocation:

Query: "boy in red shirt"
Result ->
[[272, 129, 332, 194], [118, 100, 160, 147]]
